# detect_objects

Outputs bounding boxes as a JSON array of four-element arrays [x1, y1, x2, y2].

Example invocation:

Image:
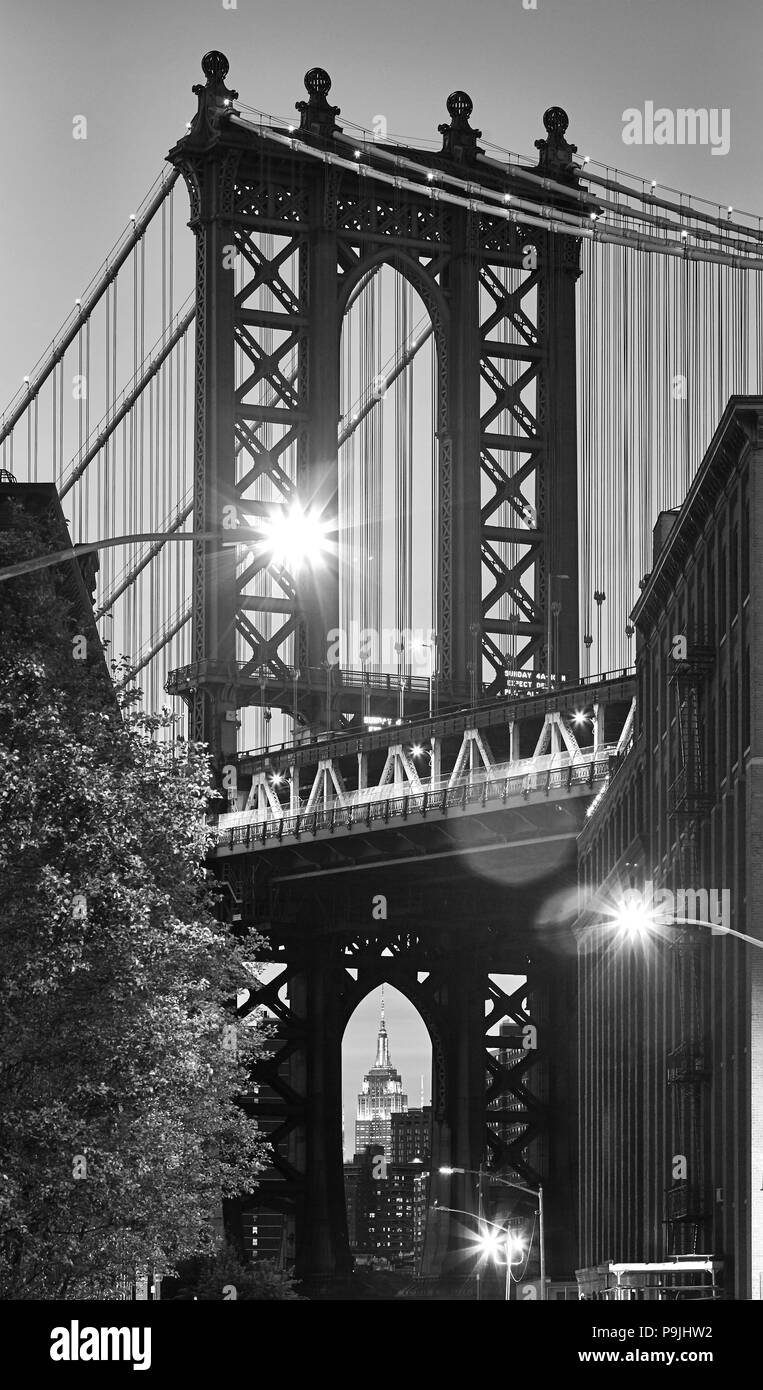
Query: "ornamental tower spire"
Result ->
[[375, 984, 390, 1068]]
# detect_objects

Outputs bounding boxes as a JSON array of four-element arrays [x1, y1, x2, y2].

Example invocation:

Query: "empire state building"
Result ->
[[354, 989, 408, 1162]]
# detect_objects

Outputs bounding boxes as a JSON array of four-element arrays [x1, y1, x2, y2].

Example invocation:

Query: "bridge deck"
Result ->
[[211, 744, 617, 856], [234, 670, 636, 776]]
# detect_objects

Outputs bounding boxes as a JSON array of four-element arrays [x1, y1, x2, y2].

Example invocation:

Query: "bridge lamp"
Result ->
[[411, 744, 424, 759], [573, 708, 589, 726]]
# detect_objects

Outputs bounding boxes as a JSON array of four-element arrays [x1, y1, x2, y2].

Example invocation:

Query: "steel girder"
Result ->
[[167, 53, 583, 761]]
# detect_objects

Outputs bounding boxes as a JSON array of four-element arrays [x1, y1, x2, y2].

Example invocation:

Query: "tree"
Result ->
[[172, 1242, 304, 1300], [0, 511, 270, 1299]]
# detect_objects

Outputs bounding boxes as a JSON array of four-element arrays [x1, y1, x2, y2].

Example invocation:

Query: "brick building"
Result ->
[[390, 1107, 431, 1165], [574, 397, 763, 1299]]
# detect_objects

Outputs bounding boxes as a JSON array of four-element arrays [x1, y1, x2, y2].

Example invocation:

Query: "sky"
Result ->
[[3, 0, 762, 408], [4, 0, 762, 1134]]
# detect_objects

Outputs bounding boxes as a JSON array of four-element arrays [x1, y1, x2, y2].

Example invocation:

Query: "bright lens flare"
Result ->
[[603, 892, 668, 943], [617, 902, 653, 940], [474, 1229, 502, 1258], [259, 503, 331, 573]]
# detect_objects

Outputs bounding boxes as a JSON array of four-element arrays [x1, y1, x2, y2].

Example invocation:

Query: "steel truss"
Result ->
[[224, 897, 560, 1277], [167, 53, 582, 763]]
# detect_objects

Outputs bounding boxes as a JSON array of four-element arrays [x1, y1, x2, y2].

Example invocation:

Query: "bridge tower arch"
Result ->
[[167, 52, 582, 767], [169, 51, 587, 1285]]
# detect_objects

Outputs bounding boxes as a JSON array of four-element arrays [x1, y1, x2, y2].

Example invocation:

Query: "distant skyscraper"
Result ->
[[354, 988, 407, 1162]]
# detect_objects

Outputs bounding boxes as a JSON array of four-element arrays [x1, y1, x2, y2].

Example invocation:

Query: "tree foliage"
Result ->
[[0, 515, 269, 1298], [170, 1242, 304, 1301]]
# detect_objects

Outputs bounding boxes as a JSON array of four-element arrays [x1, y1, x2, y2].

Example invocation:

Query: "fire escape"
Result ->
[[668, 627, 715, 820], [665, 627, 715, 1252]]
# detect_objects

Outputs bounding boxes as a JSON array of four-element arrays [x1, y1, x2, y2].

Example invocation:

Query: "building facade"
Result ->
[[390, 1107, 431, 1165], [575, 397, 763, 1299]]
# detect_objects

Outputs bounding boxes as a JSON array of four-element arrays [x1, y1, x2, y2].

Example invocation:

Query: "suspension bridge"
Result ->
[[4, 50, 763, 1284]]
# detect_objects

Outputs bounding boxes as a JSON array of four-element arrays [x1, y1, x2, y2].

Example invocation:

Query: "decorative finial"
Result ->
[[296, 67, 341, 141], [380, 983, 385, 1026], [534, 106, 579, 182], [438, 90, 482, 165], [184, 52, 238, 146], [201, 51, 230, 85]]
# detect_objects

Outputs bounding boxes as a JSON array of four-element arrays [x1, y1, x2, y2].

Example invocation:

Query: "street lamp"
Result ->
[[547, 575, 570, 691], [608, 900, 763, 952], [253, 500, 332, 574], [292, 666, 301, 748], [258, 669, 267, 750], [394, 639, 406, 721], [430, 1204, 524, 1301], [439, 1166, 546, 1298], [420, 631, 439, 721], [469, 621, 481, 708], [593, 589, 606, 677], [320, 658, 333, 733]]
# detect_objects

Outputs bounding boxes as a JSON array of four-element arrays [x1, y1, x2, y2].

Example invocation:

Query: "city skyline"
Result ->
[[344, 986, 431, 1161]]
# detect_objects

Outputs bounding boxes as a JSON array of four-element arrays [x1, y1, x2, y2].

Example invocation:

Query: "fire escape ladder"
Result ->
[[668, 629, 715, 819]]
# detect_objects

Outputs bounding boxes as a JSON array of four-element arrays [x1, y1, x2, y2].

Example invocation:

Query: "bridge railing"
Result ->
[[234, 667, 637, 765], [209, 747, 618, 850]]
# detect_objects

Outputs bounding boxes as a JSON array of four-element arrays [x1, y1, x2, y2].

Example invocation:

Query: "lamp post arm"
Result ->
[[429, 1205, 511, 1237], [671, 917, 763, 951]]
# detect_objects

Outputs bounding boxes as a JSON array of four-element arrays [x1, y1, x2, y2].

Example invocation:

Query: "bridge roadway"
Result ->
[[213, 744, 619, 854], [209, 671, 636, 871], [232, 667, 636, 773]]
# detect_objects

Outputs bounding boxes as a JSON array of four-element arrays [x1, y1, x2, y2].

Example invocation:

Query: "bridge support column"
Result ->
[[297, 178, 341, 706], [288, 961, 352, 1280], [420, 952, 486, 1276], [441, 209, 482, 686], [535, 956, 579, 1278], [541, 229, 581, 683]]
